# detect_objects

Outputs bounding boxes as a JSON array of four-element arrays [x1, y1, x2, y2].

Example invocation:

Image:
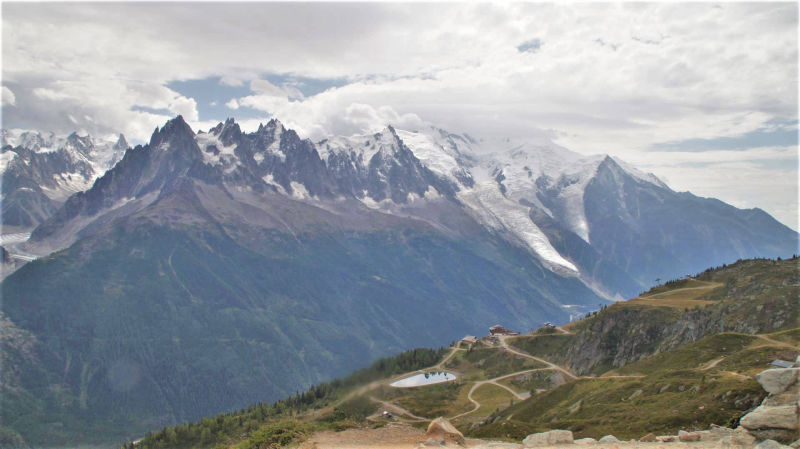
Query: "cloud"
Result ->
[[1, 2, 797, 228], [2, 86, 17, 106], [3, 3, 797, 146]]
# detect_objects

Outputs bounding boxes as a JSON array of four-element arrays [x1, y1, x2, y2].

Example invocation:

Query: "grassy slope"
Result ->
[[134, 257, 800, 448], [474, 329, 797, 441], [1, 217, 601, 447]]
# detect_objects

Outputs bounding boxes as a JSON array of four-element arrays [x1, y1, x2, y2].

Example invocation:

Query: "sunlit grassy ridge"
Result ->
[[132, 257, 799, 448]]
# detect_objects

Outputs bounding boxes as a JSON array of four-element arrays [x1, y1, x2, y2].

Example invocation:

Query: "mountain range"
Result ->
[[0, 116, 796, 447], [1, 129, 128, 229]]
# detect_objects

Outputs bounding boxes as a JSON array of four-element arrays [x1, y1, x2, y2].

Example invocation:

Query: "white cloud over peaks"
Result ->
[[3, 2, 796, 147], [1, 2, 797, 228], [2, 86, 17, 106], [250, 79, 304, 101]]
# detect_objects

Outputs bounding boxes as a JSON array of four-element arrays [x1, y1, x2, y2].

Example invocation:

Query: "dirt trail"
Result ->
[[435, 346, 464, 368], [368, 397, 428, 422], [309, 346, 464, 420], [641, 281, 723, 300], [498, 335, 579, 380], [449, 367, 552, 419], [701, 357, 725, 371], [751, 334, 800, 351]]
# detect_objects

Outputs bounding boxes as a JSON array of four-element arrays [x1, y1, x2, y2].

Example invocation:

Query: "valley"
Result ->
[[1, 116, 797, 448], [129, 257, 799, 449]]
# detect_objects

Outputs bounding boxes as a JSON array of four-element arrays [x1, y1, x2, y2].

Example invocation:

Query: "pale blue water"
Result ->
[[390, 371, 457, 388]]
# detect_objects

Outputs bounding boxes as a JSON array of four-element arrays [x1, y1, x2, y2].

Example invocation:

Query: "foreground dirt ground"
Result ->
[[297, 423, 761, 449]]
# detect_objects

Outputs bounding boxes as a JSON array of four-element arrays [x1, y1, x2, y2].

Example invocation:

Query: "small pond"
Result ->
[[390, 371, 457, 388]]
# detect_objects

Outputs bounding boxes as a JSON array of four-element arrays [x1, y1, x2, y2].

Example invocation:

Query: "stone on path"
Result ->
[[638, 433, 656, 442], [755, 440, 793, 449], [425, 417, 465, 446], [522, 430, 573, 447], [598, 435, 620, 443]]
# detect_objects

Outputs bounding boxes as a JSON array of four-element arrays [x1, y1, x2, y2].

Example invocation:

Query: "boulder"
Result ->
[[522, 430, 574, 447], [708, 424, 735, 439], [574, 438, 597, 444], [678, 431, 701, 442], [749, 429, 800, 445], [598, 435, 620, 443], [728, 427, 757, 446], [755, 440, 792, 449], [639, 433, 656, 442], [741, 405, 799, 430], [425, 417, 465, 446], [758, 369, 800, 394]]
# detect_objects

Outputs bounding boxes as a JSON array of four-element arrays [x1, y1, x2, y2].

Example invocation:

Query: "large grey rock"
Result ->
[[756, 440, 792, 449], [598, 434, 620, 443], [758, 369, 800, 394], [679, 431, 701, 442], [730, 427, 757, 446], [741, 405, 799, 430], [425, 417, 465, 446], [765, 382, 800, 406], [522, 430, 574, 447], [750, 429, 800, 445]]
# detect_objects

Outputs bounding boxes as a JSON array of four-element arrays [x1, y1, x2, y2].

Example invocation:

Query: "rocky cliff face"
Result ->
[[1, 130, 128, 228], [740, 362, 800, 444], [555, 258, 799, 375]]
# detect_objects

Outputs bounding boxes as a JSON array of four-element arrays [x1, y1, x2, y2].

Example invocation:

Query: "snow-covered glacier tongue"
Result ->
[[455, 164, 579, 273]]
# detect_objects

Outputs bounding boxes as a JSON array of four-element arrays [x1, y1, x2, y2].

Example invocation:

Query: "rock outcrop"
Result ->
[[425, 417, 465, 446], [739, 359, 800, 444], [522, 430, 574, 447]]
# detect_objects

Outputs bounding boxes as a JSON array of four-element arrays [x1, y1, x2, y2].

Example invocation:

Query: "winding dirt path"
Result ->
[[368, 397, 428, 422], [435, 346, 464, 368], [449, 367, 553, 420], [751, 334, 800, 351], [498, 335, 579, 380], [701, 357, 725, 371], [641, 281, 724, 300]]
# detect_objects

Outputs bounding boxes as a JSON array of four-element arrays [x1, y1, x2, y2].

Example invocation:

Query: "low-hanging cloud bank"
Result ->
[[2, 2, 797, 229]]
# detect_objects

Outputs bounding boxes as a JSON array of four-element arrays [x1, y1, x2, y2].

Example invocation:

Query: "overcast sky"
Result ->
[[2, 2, 798, 230]]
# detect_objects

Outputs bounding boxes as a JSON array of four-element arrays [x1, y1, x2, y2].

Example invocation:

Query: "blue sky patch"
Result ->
[[132, 105, 173, 116], [262, 73, 348, 98], [652, 119, 798, 151], [517, 38, 543, 53], [167, 77, 263, 122], [166, 75, 348, 123]]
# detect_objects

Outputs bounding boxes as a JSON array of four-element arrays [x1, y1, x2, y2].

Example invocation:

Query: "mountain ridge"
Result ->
[[1, 116, 797, 447], [18, 116, 798, 299]]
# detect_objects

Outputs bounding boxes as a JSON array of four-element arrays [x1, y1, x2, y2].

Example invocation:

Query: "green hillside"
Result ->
[[129, 257, 799, 448], [0, 214, 598, 447]]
